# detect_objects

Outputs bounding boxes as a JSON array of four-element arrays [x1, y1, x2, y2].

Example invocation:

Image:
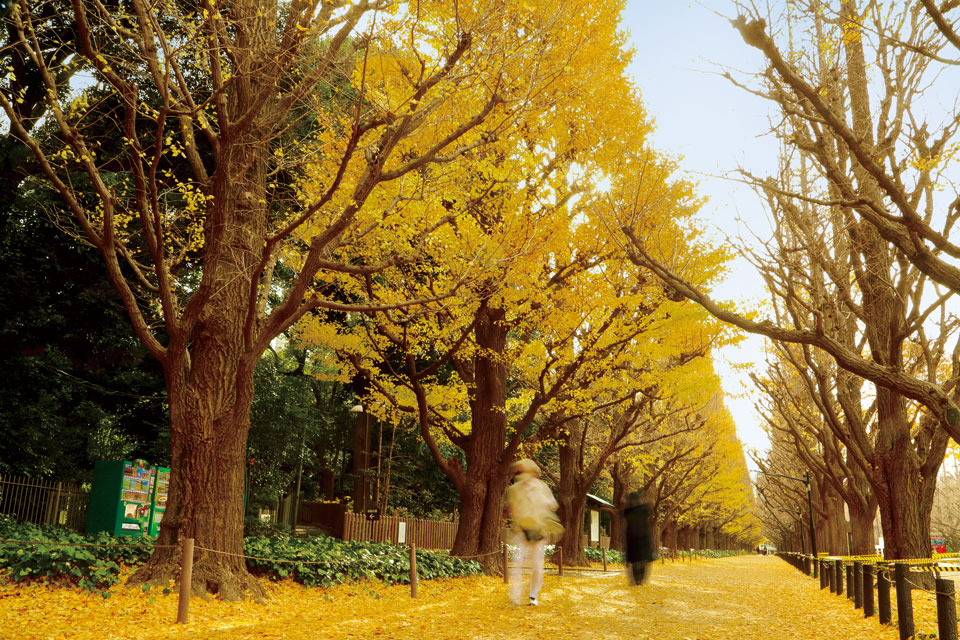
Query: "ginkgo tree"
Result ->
[[0, 0, 610, 597], [540, 309, 732, 565], [751, 346, 881, 555], [525, 264, 722, 565], [624, 0, 960, 561], [614, 367, 757, 553], [296, 2, 742, 571]]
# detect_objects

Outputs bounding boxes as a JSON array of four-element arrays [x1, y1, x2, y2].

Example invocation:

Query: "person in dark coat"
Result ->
[[622, 491, 654, 585]]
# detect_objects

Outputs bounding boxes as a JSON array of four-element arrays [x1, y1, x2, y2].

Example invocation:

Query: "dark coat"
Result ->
[[623, 503, 654, 563]]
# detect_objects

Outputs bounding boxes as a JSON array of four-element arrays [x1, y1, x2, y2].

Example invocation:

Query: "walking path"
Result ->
[[2, 555, 905, 639]]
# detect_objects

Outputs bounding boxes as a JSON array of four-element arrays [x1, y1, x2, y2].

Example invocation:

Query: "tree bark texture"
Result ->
[[447, 306, 514, 574], [129, 93, 271, 598]]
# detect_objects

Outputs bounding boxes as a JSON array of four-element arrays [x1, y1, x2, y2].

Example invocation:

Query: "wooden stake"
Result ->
[[503, 544, 508, 584], [409, 543, 418, 598], [176, 538, 194, 624]]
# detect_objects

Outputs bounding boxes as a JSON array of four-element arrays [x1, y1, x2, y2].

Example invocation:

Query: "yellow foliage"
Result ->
[[0, 557, 906, 639]]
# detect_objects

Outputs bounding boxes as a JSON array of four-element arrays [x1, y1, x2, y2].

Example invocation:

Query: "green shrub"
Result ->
[[0, 518, 139, 590], [243, 534, 482, 587], [0, 517, 481, 592], [243, 516, 292, 538], [583, 546, 624, 563]]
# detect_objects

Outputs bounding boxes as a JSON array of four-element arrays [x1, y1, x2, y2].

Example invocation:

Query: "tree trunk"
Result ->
[[849, 509, 876, 555], [678, 526, 690, 551], [450, 465, 511, 574], [553, 424, 593, 567], [661, 518, 677, 555], [875, 417, 931, 560], [129, 124, 270, 598], [555, 492, 589, 567], [836, 0, 943, 563], [608, 461, 628, 552], [847, 489, 878, 555], [649, 514, 661, 555], [129, 344, 264, 599], [448, 306, 513, 575]]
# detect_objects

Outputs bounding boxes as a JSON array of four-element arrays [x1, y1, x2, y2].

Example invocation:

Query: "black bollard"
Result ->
[[863, 564, 875, 618], [936, 576, 958, 640], [894, 563, 914, 640], [835, 560, 844, 596], [854, 561, 863, 609], [847, 564, 854, 601], [878, 565, 891, 625], [820, 559, 828, 590], [804, 555, 811, 577], [828, 560, 836, 593]]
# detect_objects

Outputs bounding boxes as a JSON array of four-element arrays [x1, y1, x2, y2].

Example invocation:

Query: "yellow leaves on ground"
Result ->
[[0, 556, 918, 640]]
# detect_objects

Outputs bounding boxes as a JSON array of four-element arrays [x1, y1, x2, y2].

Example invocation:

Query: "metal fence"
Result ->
[[0, 475, 89, 532]]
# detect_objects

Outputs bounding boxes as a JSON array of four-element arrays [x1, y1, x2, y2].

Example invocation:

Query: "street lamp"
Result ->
[[758, 470, 819, 577]]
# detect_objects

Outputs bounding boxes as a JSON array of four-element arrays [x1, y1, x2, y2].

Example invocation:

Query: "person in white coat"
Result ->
[[505, 458, 561, 606]]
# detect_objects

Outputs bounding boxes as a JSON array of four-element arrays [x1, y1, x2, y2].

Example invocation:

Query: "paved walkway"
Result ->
[[3, 555, 908, 639], [460, 555, 902, 640]]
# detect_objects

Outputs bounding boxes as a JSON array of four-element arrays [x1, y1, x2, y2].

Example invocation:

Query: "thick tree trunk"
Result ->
[[661, 517, 676, 555], [705, 527, 715, 550], [608, 462, 628, 552], [129, 340, 265, 599], [678, 526, 691, 551], [649, 507, 661, 555], [837, 0, 942, 564], [553, 426, 593, 567], [555, 492, 589, 567], [450, 466, 511, 574], [849, 510, 876, 555], [130, 382, 261, 599], [875, 419, 931, 560], [449, 307, 513, 575], [129, 123, 270, 598]]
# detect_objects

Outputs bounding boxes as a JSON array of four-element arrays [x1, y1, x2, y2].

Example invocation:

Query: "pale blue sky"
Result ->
[[622, 1, 779, 463]]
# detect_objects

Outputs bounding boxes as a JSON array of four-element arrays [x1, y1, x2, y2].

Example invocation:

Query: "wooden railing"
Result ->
[[0, 475, 89, 532], [298, 502, 459, 549], [344, 512, 459, 549]]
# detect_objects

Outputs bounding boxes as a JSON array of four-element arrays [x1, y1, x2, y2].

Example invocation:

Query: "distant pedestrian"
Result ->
[[505, 458, 562, 606], [622, 491, 654, 585]]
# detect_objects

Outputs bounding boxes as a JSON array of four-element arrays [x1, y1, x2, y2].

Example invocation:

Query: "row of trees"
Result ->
[[628, 0, 960, 561], [0, 0, 761, 596]]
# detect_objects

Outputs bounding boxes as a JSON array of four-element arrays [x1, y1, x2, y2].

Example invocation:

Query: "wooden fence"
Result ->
[[0, 475, 89, 532], [343, 512, 459, 549], [299, 501, 459, 549]]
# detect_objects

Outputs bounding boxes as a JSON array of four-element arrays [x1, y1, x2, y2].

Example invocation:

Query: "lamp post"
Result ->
[[759, 471, 819, 577]]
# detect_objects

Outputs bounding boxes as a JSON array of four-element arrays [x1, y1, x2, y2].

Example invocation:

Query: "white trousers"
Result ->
[[508, 529, 546, 603]]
